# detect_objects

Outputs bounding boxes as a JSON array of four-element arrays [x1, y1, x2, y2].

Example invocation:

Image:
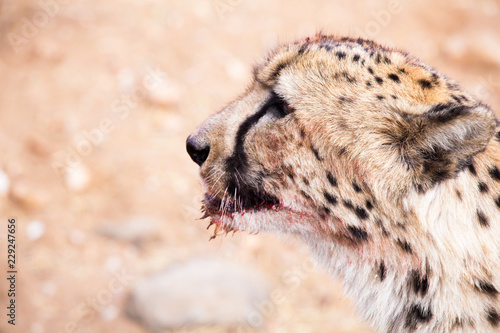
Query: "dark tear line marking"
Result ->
[[227, 92, 286, 172]]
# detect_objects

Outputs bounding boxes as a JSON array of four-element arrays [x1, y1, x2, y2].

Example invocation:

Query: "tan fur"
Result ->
[[187, 35, 500, 332]]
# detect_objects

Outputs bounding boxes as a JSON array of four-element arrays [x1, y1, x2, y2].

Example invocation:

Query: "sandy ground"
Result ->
[[0, 0, 499, 332]]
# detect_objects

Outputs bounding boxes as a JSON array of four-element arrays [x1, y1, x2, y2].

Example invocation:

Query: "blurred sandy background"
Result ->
[[0, 0, 499, 332]]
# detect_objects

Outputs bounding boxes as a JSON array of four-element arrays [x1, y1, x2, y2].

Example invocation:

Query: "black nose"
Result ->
[[186, 136, 210, 166]]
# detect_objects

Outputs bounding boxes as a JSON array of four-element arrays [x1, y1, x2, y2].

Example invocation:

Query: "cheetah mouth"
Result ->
[[200, 192, 283, 238], [201, 192, 281, 216]]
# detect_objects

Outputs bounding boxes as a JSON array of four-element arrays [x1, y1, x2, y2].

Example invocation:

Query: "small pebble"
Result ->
[[100, 305, 119, 322], [0, 170, 10, 196], [97, 216, 160, 242], [147, 78, 181, 107], [9, 182, 48, 209], [126, 257, 270, 330], [27, 220, 45, 241], [64, 164, 90, 191]]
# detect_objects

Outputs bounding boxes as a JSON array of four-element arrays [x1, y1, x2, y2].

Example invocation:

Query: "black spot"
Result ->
[[366, 80, 372, 87], [375, 53, 382, 64], [487, 308, 500, 326], [452, 95, 462, 103], [355, 207, 369, 220], [416, 184, 426, 194], [489, 167, 500, 181], [375, 218, 389, 237], [310, 145, 322, 161], [496, 196, 500, 208], [475, 280, 498, 296], [375, 76, 384, 85], [365, 199, 374, 210], [376, 95, 385, 100], [397, 240, 413, 254], [352, 182, 362, 193], [337, 147, 347, 157], [456, 189, 462, 200], [418, 79, 433, 89], [321, 44, 332, 51], [271, 63, 287, 79], [477, 210, 489, 227], [347, 225, 369, 242], [388, 73, 400, 83], [324, 192, 338, 205], [335, 51, 346, 59], [353, 54, 360, 62], [327, 172, 338, 187], [408, 269, 429, 296], [300, 190, 312, 201], [479, 182, 489, 193], [342, 71, 356, 83], [284, 165, 295, 181], [391, 94, 398, 99], [378, 261, 386, 281], [302, 176, 309, 186], [405, 304, 433, 329], [398, 67, 407, 74], [468, 162, 477, 176], [452, 317, 463, 328], [298, 44, 308, 55], [322, 206, 330, 216], [367, 67, 374, 74], [343, 200, 354, 210], [496, 131, 500, 142], [456, 156, 474, 173]]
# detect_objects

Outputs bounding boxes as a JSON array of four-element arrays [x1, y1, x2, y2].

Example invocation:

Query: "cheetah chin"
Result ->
[[187, 34, 500, 332]]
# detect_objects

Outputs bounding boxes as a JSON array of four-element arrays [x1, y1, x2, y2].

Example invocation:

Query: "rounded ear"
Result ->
[[392, 103, 496, 190]]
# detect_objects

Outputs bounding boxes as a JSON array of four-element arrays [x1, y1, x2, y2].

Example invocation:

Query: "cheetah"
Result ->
[[186, 34, 500, 332]]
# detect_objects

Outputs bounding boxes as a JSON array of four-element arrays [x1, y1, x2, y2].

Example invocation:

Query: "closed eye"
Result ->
[[265, 92, 292, 119]]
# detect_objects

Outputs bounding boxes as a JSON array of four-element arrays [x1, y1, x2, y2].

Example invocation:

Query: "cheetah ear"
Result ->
[[395, 103, 496, 188]]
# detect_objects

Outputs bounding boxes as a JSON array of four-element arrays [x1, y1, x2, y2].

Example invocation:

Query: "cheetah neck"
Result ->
[[303, 149, 500, 332]]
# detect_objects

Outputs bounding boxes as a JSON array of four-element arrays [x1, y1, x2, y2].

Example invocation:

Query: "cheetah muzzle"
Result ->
[[187, 34, 500, 332]]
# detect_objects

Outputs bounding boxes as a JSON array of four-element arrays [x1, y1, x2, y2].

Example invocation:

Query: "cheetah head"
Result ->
[[187, 35, 495, 241]]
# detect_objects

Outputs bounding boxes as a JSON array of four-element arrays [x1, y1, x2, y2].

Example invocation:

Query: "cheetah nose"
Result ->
[[186, 135, 210, 166]]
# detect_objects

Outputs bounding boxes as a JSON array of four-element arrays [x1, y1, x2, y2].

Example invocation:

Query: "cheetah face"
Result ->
[[186, 83, 321, 237], [187, 35, 495, 239]]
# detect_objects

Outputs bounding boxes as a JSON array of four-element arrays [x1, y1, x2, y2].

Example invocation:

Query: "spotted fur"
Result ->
[[187, 34, 500, 332]]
